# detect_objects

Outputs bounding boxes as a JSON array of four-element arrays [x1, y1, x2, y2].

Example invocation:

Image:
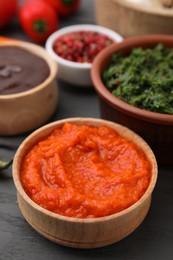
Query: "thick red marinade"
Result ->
[[21, 123, 151, 218]]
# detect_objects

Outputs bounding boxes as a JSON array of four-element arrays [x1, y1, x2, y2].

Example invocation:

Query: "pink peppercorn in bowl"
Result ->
[[45, 24, 123, 87]]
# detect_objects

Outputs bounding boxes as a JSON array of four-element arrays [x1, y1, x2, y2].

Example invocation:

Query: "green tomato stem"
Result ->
[[33, 20, 47, 35], [62, 0, 75, 6]]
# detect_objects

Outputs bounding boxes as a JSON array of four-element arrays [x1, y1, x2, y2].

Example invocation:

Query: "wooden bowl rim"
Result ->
[[0, 41, 58, 99], [91, 34, 173, 125], [113, 0, 173, 17], [12, 117, 158, 223]]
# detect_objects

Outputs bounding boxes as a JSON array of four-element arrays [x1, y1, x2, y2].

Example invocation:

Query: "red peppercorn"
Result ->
[[53, 31, 113, 63]]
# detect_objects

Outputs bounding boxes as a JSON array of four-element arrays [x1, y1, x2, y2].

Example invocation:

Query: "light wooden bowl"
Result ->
[[0, 40, 58, 136], [95, 0, 173, 37], [12, 118, 158, 248]]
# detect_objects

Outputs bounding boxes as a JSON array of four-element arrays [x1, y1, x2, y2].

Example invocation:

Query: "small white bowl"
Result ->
[[45, 24, 123, 87]]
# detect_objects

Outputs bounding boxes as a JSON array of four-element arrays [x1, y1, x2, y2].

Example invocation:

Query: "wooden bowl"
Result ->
[[95, 0, 173, 37], [91, 34, 173, 164], [12, 117, 158, 248], [0, 40, 58, 136]]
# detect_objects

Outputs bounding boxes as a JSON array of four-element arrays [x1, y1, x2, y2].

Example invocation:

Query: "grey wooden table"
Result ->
[[0, 1, 173, 259]]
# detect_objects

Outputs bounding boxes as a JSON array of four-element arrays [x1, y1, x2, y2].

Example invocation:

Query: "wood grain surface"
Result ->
[[95, 0, 173, 37]]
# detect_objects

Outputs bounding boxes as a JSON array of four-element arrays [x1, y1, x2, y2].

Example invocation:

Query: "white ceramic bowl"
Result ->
[[45, 24, 123, 87]]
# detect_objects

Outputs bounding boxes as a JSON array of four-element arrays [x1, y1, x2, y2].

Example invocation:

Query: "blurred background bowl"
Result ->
[[45, 24, 123, 87], [0, 40, 58, 136], [13, 117, 157, 248], [91, 34, 173, 164], [95, 0, 173, 37]]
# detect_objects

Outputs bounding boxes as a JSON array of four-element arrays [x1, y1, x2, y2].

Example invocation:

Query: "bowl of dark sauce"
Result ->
[[0, 41, 58, 135]]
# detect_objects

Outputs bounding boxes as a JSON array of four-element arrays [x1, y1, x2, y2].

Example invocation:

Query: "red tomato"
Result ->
[[0, 0, 17, 29], [43, 0, 81, 16], [19, 0, 58, 43]]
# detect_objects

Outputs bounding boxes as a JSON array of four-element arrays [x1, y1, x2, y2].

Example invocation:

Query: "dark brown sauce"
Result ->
[[0, 46, 50, 95]]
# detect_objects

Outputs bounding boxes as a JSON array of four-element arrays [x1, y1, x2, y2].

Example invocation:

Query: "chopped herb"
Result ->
[[0, 159, 12, 170], [102, 43, 173, 114]]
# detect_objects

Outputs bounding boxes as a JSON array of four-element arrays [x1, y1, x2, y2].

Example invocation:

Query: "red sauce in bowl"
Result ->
[[21, 123, 151, 218]]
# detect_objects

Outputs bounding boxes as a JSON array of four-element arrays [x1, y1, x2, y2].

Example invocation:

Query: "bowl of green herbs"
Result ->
[[91, 34, 173, 164]]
